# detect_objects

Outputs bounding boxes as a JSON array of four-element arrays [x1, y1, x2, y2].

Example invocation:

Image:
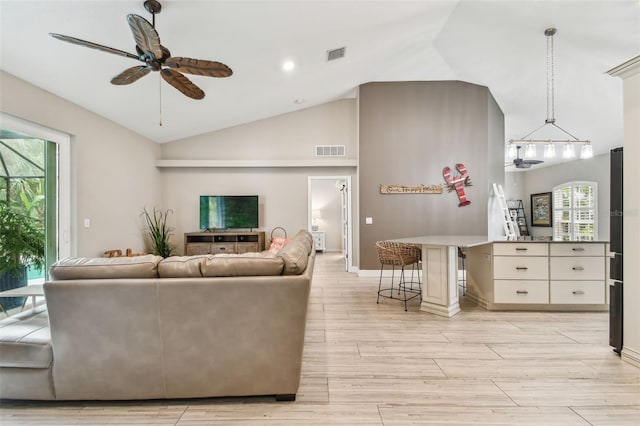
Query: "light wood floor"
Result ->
[[1, 253, 639, 425]]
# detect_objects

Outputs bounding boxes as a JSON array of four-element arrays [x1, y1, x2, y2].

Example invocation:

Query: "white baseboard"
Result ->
[[621, 346, 640, 368]]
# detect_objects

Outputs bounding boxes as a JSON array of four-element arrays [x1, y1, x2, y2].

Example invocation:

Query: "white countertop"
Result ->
[[389, 235, 494, 247]]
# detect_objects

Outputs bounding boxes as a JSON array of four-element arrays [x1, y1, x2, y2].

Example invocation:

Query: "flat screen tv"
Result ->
[[199, 195, 259, 230]]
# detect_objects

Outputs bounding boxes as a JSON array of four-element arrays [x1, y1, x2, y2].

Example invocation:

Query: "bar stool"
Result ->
[[375, 241, 422, 311]]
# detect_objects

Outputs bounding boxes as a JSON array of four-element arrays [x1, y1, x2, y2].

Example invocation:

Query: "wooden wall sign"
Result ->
[[379, 184, 443, 194]]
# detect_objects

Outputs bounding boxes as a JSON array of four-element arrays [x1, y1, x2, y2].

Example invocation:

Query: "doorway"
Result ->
[[308, 176, 353, 272], [1, 113, 71, 277]]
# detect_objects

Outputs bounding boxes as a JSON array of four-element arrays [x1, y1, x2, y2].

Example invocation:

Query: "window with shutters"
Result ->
[[552, 181, 597, 241]]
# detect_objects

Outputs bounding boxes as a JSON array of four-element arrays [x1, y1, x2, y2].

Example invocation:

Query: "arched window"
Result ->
[[553, 181, 597, 241]]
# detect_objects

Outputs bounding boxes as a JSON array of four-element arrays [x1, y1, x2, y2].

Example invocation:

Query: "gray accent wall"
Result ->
[[358, 81, 504, 270]]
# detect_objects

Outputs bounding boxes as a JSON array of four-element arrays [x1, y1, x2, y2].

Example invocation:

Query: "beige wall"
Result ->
[[160, 100, 358, 257], [162, 99, 357, 160], [358, 81, 505, 270], [0, 71, 162, 257]]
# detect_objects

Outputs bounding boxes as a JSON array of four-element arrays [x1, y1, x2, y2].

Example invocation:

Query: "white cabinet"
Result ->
[[465, 242, 607, 310], [311, 231, 325, 252], [492, 243, 548, 304], [549, 242, 605, 304]]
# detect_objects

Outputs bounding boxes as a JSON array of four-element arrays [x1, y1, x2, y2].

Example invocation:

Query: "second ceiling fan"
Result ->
[[50, 0, 232, 100]]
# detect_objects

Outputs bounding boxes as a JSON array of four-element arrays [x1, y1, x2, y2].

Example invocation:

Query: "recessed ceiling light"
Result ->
[[282, 60, 295, 71], [294, 99, 304, 104]]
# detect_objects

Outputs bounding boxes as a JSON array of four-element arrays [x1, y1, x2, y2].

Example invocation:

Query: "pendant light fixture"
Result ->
[[508, 28, 592, 160]]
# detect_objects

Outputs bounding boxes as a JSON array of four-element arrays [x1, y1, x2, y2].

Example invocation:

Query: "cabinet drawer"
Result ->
[[493, 256, 548, 280], [493, 243, 548, 256], [494, 280, 549, 304], [550, 281, 605, 304], [186, 243, 212, 256], [236, 243, 259, 254], [210, 243, 236, 254], [550, 243, 604, 257], [549, 257, 604, 280]]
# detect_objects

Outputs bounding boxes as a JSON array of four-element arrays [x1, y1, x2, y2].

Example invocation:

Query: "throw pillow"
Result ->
[[268, 237, 290, 255]]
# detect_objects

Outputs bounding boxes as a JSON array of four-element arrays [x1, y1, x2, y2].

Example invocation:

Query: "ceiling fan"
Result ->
[[49, 0, 232, 100], [511, 145, 544, 169]]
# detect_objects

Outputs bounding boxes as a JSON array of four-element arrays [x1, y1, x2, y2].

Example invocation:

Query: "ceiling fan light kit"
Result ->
[[49, 1, 232, 101], [508, 27, 592, 167]]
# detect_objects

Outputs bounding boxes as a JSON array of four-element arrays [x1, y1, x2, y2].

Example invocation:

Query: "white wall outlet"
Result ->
[[365, 217, 373, 225], [84, 218, 91, 228]]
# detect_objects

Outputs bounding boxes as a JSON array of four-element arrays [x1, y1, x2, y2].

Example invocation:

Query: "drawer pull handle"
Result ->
[[516, 290, 529, 294], [572, 266, 584, 271], [515, 248, 528, 251], [572, 248, 585, 252], [572, 290, 585, 295], [516, 267, 529, 270]]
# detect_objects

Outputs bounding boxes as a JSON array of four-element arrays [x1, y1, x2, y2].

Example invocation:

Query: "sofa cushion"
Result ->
[[0, 306, 52, 369], [158, 256, 208, 278], [276, 239, 309, 275], [293, 229, 313, 254], [201, 256, 284, 277], [49, 255, 163, 280]]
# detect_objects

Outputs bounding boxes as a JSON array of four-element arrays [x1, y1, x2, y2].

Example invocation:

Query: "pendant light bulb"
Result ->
[[507, 144, 516, 158], [525, 143, 537, 159], [562, 143, 575, 159], [580, 143, 593, 159], [544, 143, 556, 158]]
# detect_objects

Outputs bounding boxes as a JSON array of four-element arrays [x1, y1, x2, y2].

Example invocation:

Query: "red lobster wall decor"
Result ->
[[443, 163, 472, 207]]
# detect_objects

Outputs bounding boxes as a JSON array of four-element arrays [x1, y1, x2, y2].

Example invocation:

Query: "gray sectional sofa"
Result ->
[[0, 230, 315, 401]]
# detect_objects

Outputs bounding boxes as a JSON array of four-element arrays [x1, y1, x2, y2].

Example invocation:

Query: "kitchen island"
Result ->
[[389, 235, 492, 317], [389, 236, 609, 317]]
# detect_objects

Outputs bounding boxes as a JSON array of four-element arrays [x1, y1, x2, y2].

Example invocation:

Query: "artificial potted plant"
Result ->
[[0, 202, 45, 309], [141, 207, 175, 258]]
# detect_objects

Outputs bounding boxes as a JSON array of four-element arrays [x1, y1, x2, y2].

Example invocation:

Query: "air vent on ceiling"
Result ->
[[316, 145, 346, 157], [327, 47, 346, 61]]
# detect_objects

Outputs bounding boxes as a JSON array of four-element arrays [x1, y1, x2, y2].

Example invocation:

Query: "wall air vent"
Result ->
[[327, 47, 346, 61], [316, 145, 346, 157]]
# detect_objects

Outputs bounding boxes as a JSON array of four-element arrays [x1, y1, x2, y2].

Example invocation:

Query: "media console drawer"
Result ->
[[184, 231, 265, 255]]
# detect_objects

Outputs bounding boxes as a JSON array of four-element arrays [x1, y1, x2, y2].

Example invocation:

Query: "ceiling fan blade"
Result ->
[[165, 57, 233, 78], [161, 68, 205, 100], [49, 33, 139, 60], [127, 14, 162, 60], [111, 66, 151, 85]]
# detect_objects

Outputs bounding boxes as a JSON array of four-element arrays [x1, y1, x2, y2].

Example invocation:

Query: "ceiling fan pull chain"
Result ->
[[159, 73, 163, 126]]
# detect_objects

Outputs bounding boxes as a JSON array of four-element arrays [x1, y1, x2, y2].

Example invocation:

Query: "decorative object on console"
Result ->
[[507, 28, 591, 164], [379, 184, 443, 194], [531, 192, 552, 227], [141, 207, 174, 257], [104, 248, 147, 258], [49, 0, 232, 101], [443, 163, 472, 207]]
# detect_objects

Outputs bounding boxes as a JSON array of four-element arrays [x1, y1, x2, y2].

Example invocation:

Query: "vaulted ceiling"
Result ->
[[1, 0, 638, 163]]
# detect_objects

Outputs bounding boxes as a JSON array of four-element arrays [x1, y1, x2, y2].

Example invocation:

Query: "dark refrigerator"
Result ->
[[610, 147, 623, 354]]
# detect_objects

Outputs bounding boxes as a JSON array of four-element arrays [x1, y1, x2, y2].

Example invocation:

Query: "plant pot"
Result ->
[[0, 266, 28, 310]]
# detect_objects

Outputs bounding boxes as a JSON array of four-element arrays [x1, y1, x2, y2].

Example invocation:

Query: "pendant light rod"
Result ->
[[509, 27, 590, 146]]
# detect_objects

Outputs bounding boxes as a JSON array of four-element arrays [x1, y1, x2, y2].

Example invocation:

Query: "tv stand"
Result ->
[[184, 231, 266, 255]]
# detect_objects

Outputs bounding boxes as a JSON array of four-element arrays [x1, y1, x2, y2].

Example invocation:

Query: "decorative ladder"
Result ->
[[493, 183, 519, 240]]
